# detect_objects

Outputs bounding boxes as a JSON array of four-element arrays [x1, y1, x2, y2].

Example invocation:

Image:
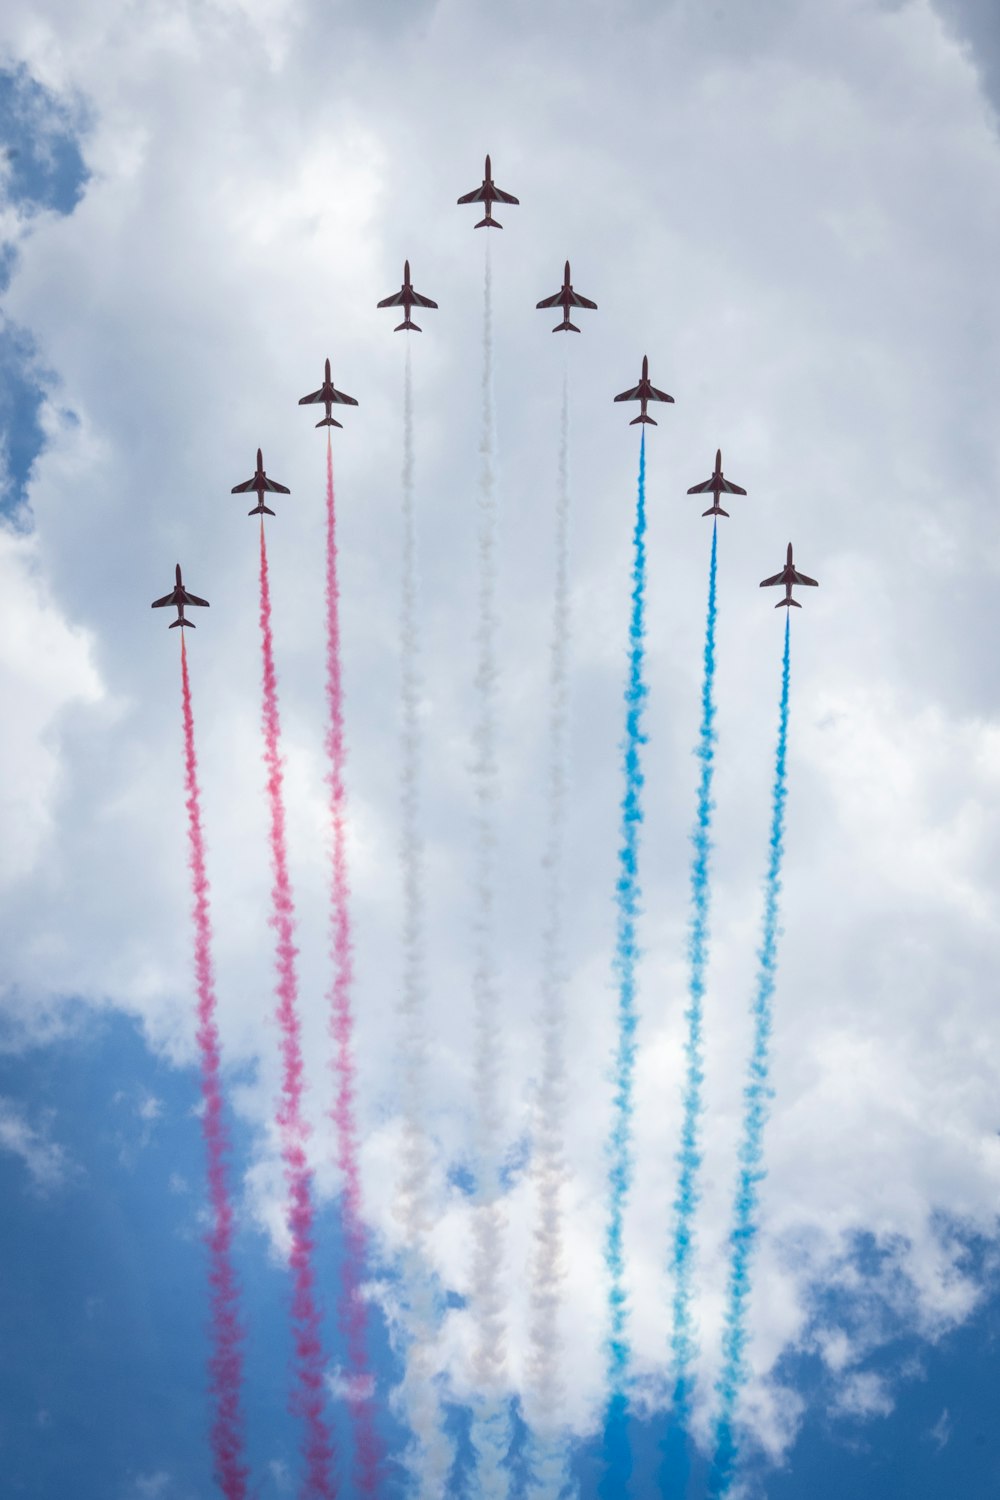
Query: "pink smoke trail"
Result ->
[[180, 632, 250, 1500], [324, 433, 380, 1492], [258, 519, 337, 1500]]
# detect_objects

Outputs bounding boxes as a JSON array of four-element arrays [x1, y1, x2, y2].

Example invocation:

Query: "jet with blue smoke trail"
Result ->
[[599, 431, 650, 1499], [709, 611, 794, 1498], [613, 355, 674, 426], [759, 543, 818, 608], [687, 449, 747, 518]]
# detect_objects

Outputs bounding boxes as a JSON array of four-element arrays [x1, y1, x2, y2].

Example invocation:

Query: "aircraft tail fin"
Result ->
[[394, 318, 422, 332], [702, 503, 730, 517], [554, 318, 580, 333], [776, 597, 801, 609], [475, 214, 501, 229], [248, 503, 276, 517], [169, 616, 193, 629], [630, 413, 657, 426], [316, 416, 343, 428]]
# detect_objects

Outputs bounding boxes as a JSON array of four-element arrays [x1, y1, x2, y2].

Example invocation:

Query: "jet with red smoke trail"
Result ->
[[613, 354, 674, 425], [151, 563, 209, 628], [536, 261, 597, 332], [760, 543, 819, 607], [231, 448, 291, 517], [687, 449, 747, 517], [298, 358, 359, 429], [377, 260, 438, 332], [457, 154, 519, 228]]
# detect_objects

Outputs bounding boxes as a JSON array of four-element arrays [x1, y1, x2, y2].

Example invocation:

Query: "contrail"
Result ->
[[599, 431, 649, 1499], [257, 519, 335, 1500], [179, 633, 250, 1500], [663, 520, 718, 1488], [708, 613, 791, 1499], [468, 237, 512, 1500], [393, 343, 454, 1496], [323, 434, 380, 1493], [526, 369, 574, 1500]]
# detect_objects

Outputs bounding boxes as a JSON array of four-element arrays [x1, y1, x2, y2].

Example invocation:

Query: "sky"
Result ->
[[1, 0, 1000, 1496]]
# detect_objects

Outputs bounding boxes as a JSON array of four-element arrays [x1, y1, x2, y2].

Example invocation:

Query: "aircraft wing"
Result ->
[[494, 187, 519, 204], [759, 571, 786, 588], [262, 478, 291, 494], [231, 478, 258, 493], [568, 292, 598, 309], [298, 387, 324, 405], [330, 389, 359, 406], [536, 292, 564, 308], [686, 478, 716, 494], [650, 385, 675, 403], [457, 186, 486, 204], [377, 290, 406, 308], [151, 591, 175, 608], [409, 291, 438, 309], [614, 384, 643, 403], [182, 591, 210, 608], [792, 569, 818, 586], [719, 478, 746, 494]]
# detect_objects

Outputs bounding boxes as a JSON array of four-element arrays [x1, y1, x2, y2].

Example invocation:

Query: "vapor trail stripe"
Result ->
[[599, 431, 649, 1498], [468, 234, 513, 1500], [324, 435, 381, 1492], [708, 613, 791, 1498], [180, 633, 250, 1500], [394, 343, 454, 1495], [526, 369, 573, 1499], [258, 520, 336, 1499], [665, 519, 718, 1478]]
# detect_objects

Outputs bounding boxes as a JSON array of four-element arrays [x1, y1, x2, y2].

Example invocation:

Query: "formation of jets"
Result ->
[[155, 154, 819, 624]]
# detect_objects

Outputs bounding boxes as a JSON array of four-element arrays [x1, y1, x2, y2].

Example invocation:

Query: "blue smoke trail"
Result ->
[[599, 432, 649, 1499], [663, 521, 718, 1489], [708, 613, 791, 1498]]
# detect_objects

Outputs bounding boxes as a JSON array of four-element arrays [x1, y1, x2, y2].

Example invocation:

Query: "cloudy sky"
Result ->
[[2, 0, 1000, 1495]]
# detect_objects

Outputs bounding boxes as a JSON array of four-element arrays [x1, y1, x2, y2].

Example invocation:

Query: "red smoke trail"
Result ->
[[324, 433, 380, 1493], [258, 520, 337, 1499], [179, 632, 250, 1500]]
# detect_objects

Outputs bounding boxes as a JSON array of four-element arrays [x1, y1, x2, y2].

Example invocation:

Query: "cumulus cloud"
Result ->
[[0, 0, 998, 1481], [0, 1096, 71, 1189]]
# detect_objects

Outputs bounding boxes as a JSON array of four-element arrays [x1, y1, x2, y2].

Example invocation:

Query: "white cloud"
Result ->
[[0, 1096, 71, 1189], [0, 0, 999, 1481]]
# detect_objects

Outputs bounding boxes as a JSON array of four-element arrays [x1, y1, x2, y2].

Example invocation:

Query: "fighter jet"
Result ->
[[151, 563, 209, 629], [231, 448, 291, 517], [759, 543, 819, 608], [457, 154, 519, 229], [613, 354, 675, 426], [377, 260, 439, 332], [687, 449, 747, 517], [298, 358, 359, 429], [536, 262, 597, 332]]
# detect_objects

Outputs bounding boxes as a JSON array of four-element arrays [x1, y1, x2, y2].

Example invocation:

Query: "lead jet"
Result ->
[[151, 563, 209, 629], [536, 261, 597, 332], [613, 354, 675, 426], [760, 543, 819, 608], [377, 260, 438, 332], [231, 447, 291, 517], [298, 358, 358, 428], [687, 448, 747, 517], [457, 154, 519, 228]]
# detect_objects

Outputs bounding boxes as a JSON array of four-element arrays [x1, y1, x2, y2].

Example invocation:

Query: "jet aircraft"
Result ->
[[298, 359, 359, 428], [613, 354, 675, 425], [536, 261, 597, 332], [377, 260, 439, 332], [760, 543, 819, 608], [231, 448, 291, 517], [457, 154, 519, 228], [151, 563, 209, 629], [687, 448, 747, 517]]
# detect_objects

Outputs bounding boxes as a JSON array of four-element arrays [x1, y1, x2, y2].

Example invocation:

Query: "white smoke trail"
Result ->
[[393, 342, 454, 1497], [526, 369, 574, 1500], [468, 237, 512, 1500]]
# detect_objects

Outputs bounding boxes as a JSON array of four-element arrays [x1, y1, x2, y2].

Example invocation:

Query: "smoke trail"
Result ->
[[468, 236, 512, 1500], [257, 520, 336, 1500], [526, 369, 574, 1500], [393, 344, 455, 1495], [179, 633, 250, 1500], [599, 431, 649, 1499], [708, 614, 791, 1499], [323, 434, 380, 1493], [664, 520, 719, 1484]]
